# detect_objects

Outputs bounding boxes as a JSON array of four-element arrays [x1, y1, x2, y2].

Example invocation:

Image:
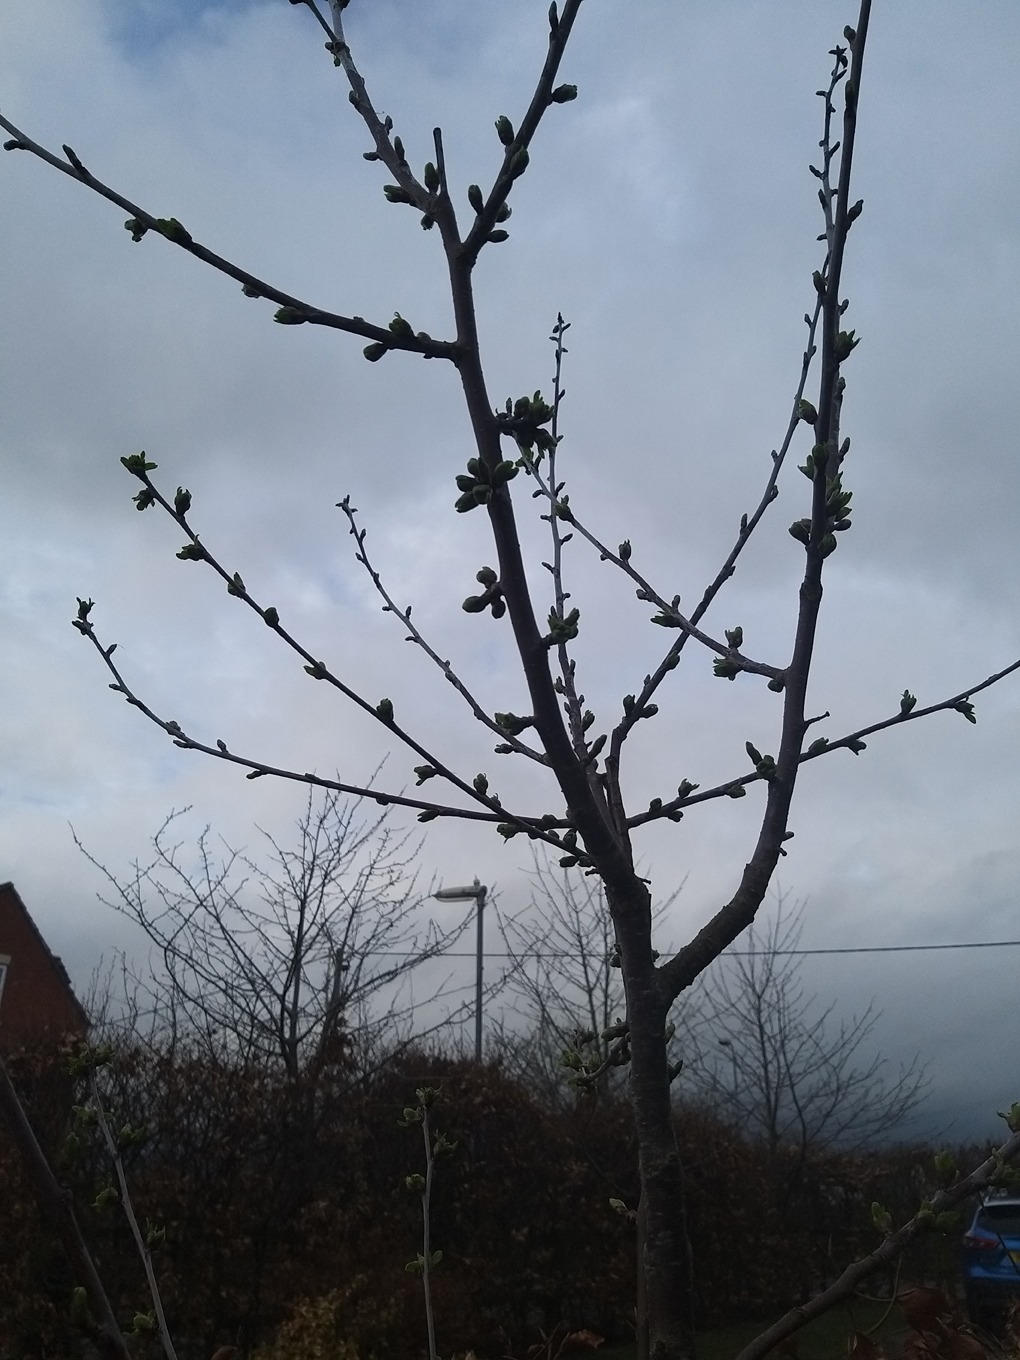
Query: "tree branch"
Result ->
[[734, 1123, 1020, 1360], [632, 654, 1020, 833], [0, 114, 457, 360]]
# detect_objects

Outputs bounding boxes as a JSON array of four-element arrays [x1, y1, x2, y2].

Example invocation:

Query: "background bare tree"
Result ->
[[4, 2, 1020, 1357], [678, 896, 929, 1160], [676, 895, 929, 1234], [77, 789, 468, 1083]]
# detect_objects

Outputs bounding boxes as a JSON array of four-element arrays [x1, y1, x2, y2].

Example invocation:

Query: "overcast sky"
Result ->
[[2, 0, 1018, 1141]]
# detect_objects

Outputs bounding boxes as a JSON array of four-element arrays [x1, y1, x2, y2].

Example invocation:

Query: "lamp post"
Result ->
[[434, 878, 487, 1062]]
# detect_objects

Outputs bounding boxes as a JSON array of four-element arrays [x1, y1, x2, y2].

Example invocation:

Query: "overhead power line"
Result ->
[[364, 939, 1020, 959]]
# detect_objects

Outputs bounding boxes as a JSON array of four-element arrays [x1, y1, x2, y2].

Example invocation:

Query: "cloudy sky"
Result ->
[[2, 0, 1018, 1140]]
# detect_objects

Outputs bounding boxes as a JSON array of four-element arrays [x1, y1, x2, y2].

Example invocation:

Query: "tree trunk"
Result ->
[[611, 878, 697, 1360]]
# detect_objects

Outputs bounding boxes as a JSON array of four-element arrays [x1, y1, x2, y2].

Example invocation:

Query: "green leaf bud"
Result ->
[[806, 737, 829, 756], [934, 1150, 957, 1186], [508, 147, 530, 179], [273, 306, 307, 325], [176, 542, 206, 562], [497, 822, 520, 838], [226, 572, 245, 597], [819, 531, 838, 557], [871, 1202, 893, 1235], [124, 217, 148, 242], [155, 217, 192, 245], [120, 452, 157, 479], [487, 229, 510, 243], [846, 738, 866, 754], [788, 519, 811, 545], [473, 773, 489, 795], [900, 690, 917, 715], [491, 459, 519, 485], [70, 1286, 94, 1327], [388, 313, 414, 339], [414, 765, 438, 784], [713, 657, 740, 681], [476, 566, 498, 587], [375, 697, 394, 723], [677, 780, 698, 799], [241, 282, 260, 297], [495, 202, 512, 222], [745, 741, 763, 765], [619, 539, 632, 562], [726, 784, 747, 798], [263, 606, 279, 627], [174, 487, 192, 516], [423, 161, 440, 192], [363, 342, 389, 362], [953, 698, 976, 724], [550, 83, 578, 103], [133, 487, 156, 511], [495, 115, 515, 146], [383, 184, 414, 205], [495, 712, 533, 736], [797, 399, 818, 425], [834, 329, 859, 362], [303, 662, 327, 679], [468, 183, 485, 214]]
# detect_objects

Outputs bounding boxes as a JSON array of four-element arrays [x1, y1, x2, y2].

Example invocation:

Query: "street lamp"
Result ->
[[434, 878, 488, 1062]]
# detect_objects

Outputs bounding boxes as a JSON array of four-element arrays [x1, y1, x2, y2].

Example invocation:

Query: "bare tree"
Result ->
[[4, 4, 1020, 1358], [677, 895, 929, 1214], [76, 789, 468, 1083]]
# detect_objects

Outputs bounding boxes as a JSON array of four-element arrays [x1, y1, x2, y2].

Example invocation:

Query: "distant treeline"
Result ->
[[0, 1041, 970, 1360]]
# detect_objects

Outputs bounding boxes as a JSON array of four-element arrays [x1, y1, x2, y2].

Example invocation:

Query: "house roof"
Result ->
[[0, 881, 90, 1045]]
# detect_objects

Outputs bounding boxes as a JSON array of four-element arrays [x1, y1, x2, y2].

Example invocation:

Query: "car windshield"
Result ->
[[976, 1206, 1020, 1238]]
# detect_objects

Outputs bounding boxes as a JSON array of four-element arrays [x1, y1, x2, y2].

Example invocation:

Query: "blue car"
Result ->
[[962, 1194, 1020, 1328]]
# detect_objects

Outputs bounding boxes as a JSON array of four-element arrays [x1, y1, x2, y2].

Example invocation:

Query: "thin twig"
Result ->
[[89, 1069, 178, 1360], [0, 115, 457, 360], [337, 496, 547, 765]]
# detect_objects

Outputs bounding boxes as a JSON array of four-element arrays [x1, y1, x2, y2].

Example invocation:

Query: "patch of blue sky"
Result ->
[[104, 0, 520, 82], [103, 0, 266, 60]]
